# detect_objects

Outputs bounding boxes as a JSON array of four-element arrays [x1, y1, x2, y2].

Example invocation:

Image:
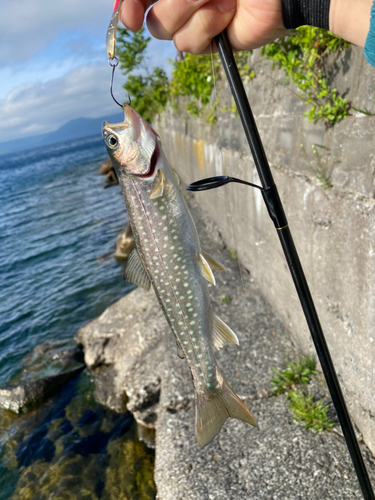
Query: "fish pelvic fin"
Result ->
[[202, 252, 226, 272], [195, 379, 257, 448], [150, 169, 165, 199], [199, 253, 216, 286]]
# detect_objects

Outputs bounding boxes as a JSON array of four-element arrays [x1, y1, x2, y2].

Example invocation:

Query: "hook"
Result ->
[[109, 57, 123, 109]]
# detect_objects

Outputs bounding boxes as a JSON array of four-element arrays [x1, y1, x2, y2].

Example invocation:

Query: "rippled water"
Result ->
[[0, 137, 155, 499], [0, 136, 131, 385]]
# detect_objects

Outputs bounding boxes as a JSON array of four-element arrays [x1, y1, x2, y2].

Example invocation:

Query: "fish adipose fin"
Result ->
[[196, 378, 258, 448], [124, 249, 151, 291], [202, 252, 226, 272], [199, 253, 216, 286], [150, 169, 165, 199], [212, 314, 239, 350]]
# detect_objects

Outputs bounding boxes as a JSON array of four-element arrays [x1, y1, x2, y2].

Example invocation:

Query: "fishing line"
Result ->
[[209, 43, 247, 294]]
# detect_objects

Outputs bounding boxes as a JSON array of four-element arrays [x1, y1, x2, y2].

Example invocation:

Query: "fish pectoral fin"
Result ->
[[150, 169, 166, 199], [124, 249, 151, 291], [196, 377, 257, 448], [202, 251, 226, 272], [212, 314, 239, 350], [172, 169, 180, 185], [199, 253, 216, 286]]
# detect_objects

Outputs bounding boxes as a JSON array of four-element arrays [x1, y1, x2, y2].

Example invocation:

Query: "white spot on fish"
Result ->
[[164, 236, 168, 241]]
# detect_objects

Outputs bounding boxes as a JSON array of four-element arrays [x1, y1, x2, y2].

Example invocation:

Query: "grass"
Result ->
[[271, 355, 334, 432], [288, 390, 334, 432], [271, 355, 318, 396]]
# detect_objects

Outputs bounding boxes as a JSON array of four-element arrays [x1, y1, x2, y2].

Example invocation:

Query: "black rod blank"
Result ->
[[214, 30, 374, 500]]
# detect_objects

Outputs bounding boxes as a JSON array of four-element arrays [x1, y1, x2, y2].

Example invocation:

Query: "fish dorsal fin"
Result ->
[[202, 252, 226, 272], [150, 169, 165, 199], [199, 253, 216, 286], [124, 249, 151, 291], [172, 169, 180, 185], [212, 314, 239, 351]]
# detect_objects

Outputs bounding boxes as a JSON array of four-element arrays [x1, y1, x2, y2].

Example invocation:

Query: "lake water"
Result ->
[[0, 137, 155, 499]]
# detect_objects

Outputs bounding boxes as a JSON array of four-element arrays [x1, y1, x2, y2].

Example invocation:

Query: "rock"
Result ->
[[98, 158, 113, 175], [0, 339, 85, 413], [76, 196, 375, 499], [0, 367, 84, 413], [113, 224, 135, 263]]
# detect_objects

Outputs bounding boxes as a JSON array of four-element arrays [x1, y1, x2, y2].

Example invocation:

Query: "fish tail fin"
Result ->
[[195, 378, 257, 448]]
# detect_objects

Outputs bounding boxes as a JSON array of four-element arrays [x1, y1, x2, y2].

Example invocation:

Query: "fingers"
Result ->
[[120, 0, 155, 31], [147, 0, 236, 54]]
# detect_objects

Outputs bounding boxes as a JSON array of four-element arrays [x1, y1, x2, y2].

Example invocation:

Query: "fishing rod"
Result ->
[[189, 29, 374, 500]]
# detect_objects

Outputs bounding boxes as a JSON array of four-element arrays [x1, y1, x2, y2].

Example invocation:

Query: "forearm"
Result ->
[[330, 0, 373, 47], [282, 0, 373, 47]]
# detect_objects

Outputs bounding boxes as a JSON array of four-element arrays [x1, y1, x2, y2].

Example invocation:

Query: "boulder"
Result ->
[[113, 224, 135, 263]]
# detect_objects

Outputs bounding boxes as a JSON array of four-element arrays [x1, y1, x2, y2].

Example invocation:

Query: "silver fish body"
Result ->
[[103, 104, 257, 447]]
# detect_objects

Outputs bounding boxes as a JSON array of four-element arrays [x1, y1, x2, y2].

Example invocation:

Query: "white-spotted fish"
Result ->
[[103, 104, 257, 447]]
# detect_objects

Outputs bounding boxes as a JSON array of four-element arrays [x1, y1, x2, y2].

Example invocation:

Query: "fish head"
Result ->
[[102, 104, 159, 179]]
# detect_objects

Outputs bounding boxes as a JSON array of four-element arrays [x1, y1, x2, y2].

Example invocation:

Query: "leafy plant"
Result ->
[[311, 144, 332, 188], [271, 355, 317, 396], [262, 27, 350, 125], [169, 53, 220, 119], [116, 28, 169, 123], [288, 390, 334, 432]]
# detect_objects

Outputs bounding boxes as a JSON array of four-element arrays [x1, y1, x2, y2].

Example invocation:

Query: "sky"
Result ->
[[0, 0, 176, 143]]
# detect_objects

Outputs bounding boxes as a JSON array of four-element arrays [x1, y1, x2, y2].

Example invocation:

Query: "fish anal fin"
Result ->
[[212, 314, 239, 350], [124, 249, 151, 291], [175, 341, 185, 359], [202, 252, 226, 272], [150, 169, 165, 199], [199, 253, 216, 286], [195, 378, 257, 448]]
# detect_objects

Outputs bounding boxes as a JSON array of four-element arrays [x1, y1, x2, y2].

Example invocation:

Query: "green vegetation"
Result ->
[[220, 296, 232, 303], [288, 390, 334, 432], [229, 249, 237, 260], [271, 356, 334, 432], [262, 27, 350, 125], [116, 28, 169, 124], [271, 355, 317, 395], [116, 27, 350, 127]]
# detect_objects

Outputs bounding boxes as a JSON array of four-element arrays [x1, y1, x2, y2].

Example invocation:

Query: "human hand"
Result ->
[[120, 0, 288, 54]]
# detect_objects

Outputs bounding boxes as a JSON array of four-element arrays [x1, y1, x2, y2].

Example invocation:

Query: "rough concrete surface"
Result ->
[[154, 46, 375, 454], [76, 198, 375, 499]]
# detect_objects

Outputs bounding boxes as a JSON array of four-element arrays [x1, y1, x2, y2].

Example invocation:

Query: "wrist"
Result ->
[[330, 0, 373, 47]]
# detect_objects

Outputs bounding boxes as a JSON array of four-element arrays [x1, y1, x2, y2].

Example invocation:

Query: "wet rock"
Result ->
[[99, 158, 119, 188], [114, 224, 135, 263], [0, 368, 84, 413], [98, 158, 113, 175], [0, 340, 85, 413]]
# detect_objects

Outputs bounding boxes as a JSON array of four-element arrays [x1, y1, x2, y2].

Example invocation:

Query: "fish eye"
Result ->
[[106, 134, 118, 149]]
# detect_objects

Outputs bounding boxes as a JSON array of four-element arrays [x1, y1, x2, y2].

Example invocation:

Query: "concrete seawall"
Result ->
[[154, 46, 375, 453]]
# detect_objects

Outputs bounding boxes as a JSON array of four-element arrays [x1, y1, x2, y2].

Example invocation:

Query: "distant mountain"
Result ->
[[0, 113, 124, 155]]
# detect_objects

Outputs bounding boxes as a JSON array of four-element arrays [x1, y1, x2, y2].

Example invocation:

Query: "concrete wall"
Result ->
[[154, 46, 375, 453]]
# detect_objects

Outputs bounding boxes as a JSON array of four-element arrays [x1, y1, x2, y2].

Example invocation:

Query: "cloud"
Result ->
[[0, 0, 108, 64], [0, 63, 126, 142]]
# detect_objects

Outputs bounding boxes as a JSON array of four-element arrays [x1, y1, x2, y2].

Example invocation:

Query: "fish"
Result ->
[[102, 104, 257, 447]]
